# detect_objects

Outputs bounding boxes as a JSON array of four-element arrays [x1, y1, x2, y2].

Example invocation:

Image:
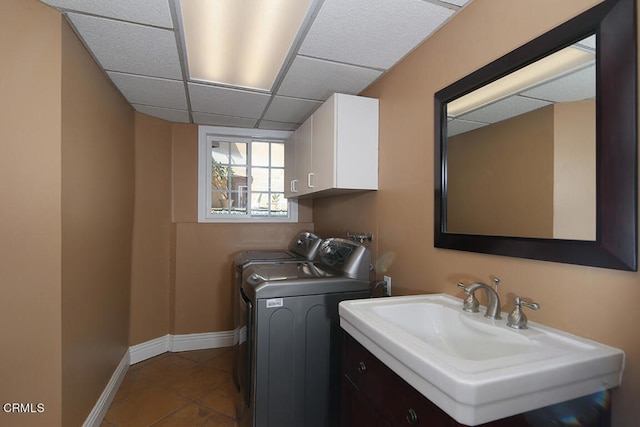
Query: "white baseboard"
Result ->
[[82, 351, 130, 427], [129, 334, 171, 365], [170, 330, 236, 352], [86, 330, 236, 427], [129, 330, 237, 365]]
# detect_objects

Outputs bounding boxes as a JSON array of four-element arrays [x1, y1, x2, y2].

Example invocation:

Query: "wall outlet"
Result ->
[[383, 275, 392, 296]]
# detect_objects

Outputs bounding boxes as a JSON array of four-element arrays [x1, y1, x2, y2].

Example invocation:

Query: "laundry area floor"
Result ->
[[101, 348, 240, 427]]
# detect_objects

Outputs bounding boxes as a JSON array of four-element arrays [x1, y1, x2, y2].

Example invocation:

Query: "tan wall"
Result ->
[[129, 120, 315, 343], [0, 1, 63, 425], [0, 1, 134, 426], [553, 99, 596, 240], [314, 1, 640, 425], [130, 113, 173, 344], [60, 17, 134, 427], [447, 106, 555, 237]]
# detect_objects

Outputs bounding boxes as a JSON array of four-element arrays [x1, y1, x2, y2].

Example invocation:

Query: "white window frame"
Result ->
[[197, 125, 298, 223]]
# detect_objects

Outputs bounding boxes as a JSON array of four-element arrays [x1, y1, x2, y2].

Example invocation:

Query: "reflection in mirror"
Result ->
[[445, 36, 596, 240], [434, 0, 637, 271]]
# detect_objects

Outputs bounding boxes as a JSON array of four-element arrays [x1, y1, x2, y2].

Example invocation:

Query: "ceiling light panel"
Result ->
[[68, 13, 182, 79], [179, 0, 314, 91], [39, 0, 174, 27]]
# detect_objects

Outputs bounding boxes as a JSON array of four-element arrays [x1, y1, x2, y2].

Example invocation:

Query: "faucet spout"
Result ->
[[464, 282, 502, 320]]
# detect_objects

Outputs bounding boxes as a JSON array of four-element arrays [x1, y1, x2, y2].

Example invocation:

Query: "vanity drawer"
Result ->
[[343, 334, 451, 426]]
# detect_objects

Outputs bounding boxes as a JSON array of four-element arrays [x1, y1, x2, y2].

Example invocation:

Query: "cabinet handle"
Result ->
[[405, 408, 418, 425], [291, 179, 298, 193], [308, 173, 315, 188], [357, 361, 366, 374]]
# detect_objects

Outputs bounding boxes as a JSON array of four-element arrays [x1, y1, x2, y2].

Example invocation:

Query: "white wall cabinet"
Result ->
[[284, 116, 313, 198], [285, 93, 378, 198]]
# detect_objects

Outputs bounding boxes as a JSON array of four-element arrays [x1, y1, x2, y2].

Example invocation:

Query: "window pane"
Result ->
[[211, 163, 230, 192], [270, 168, 284, 192], [212, 141, 230, 163], [270, 193, 286, 212], [231, 167, 247, 192], [252, 167, 270, 191], [211, 191, 231, 210], [230, 142, 247, 165], [252, 142, 270, 167], [271, 143, 284, 167], [252, 192, 270, 212]]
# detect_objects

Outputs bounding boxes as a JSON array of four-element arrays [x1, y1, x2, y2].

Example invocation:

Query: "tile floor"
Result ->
[[101, 347, 241, 427]]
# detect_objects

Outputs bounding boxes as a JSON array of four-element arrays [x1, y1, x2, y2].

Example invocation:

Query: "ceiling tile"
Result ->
[[277, 56, 382, 101], [68, 13, 182, 79], [521, 65, 595, 103], [447, 118, 488, 137], [460, 96, 551, 124], [188, 83, 271, 118], [439, 0, 469, 7], [263, 96, 322, 123], [258, 120, 300, 131], [192, 112, 258, 128], [39, 0, 173, 28], [299, 0, 454, 69], [133, 105, 190, 123], [108, 72, 187, 110]]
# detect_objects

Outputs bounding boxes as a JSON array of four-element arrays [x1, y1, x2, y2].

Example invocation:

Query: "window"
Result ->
[[198, 126, 297, 222]]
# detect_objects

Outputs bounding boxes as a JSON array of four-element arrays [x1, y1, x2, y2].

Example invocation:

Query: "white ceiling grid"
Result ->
[[39, 0, 467, 129]]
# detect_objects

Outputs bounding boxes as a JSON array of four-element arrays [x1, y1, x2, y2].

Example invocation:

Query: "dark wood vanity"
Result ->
[[341, 333, 611, 427]]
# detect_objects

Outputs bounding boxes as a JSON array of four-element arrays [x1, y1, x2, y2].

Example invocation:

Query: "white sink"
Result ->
[[339, 294, 624, 425]]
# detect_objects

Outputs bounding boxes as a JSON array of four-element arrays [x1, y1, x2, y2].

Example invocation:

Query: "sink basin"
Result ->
[[339, 294, 624, 425]]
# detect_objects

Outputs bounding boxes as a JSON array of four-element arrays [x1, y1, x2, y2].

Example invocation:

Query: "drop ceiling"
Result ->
[[39, 0, 468, 130]]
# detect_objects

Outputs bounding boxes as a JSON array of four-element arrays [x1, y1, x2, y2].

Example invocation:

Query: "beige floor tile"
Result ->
[[177, 348, 232, 364], [152, 403, 235, 427], [135, 354, 200, 387], [200, 381, 240, 419], [102, 347, 240, 426], [129, 352, 171, 372], [104, 386, 189, 427], [111, 371, 154, 406], [163, 363, 233, 400], [203, 351, 234, 373]]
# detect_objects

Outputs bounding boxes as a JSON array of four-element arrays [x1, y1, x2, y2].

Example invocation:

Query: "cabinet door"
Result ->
[[311, 95, 337, 193], [296, 117, 313, 195], [334, 94, 378, 190], [284, 132, 297, 198]]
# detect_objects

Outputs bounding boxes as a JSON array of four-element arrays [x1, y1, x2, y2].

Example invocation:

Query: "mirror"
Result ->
[[434, 0, 637, 271]]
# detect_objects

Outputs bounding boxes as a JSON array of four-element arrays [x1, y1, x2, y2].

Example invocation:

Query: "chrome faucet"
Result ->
[[457, 281, 502, 320], [507, 296, 540, 329]]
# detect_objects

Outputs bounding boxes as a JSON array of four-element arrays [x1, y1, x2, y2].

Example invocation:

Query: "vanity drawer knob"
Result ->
[[357, 361, 366, 374], [405, 408, 418, 424]]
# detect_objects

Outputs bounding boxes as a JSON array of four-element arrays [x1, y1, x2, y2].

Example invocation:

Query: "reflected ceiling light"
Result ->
[[179, 0, 314, 91], [447, 45, 595, 118]]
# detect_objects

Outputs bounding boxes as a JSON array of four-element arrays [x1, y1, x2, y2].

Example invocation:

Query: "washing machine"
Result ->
[[237, 238, 372, 427], [232, 232, 322, 388]]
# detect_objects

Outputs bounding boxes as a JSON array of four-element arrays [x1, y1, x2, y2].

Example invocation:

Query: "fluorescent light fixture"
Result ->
[[447, 44, 595, 117], [179, 0, 313, 91]]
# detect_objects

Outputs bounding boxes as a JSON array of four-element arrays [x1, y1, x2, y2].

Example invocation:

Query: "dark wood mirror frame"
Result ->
[[434, 0, 637, 271]]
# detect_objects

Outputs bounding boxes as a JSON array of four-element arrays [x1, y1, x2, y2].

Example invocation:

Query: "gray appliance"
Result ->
[[233, 232, 322, 387], [238, 238, 371, 427], [233, 231, 322, 270]]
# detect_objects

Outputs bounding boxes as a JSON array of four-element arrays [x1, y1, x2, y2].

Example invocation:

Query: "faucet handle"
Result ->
[[507, 296, 540, 329], [457, 283, 479, 313]]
